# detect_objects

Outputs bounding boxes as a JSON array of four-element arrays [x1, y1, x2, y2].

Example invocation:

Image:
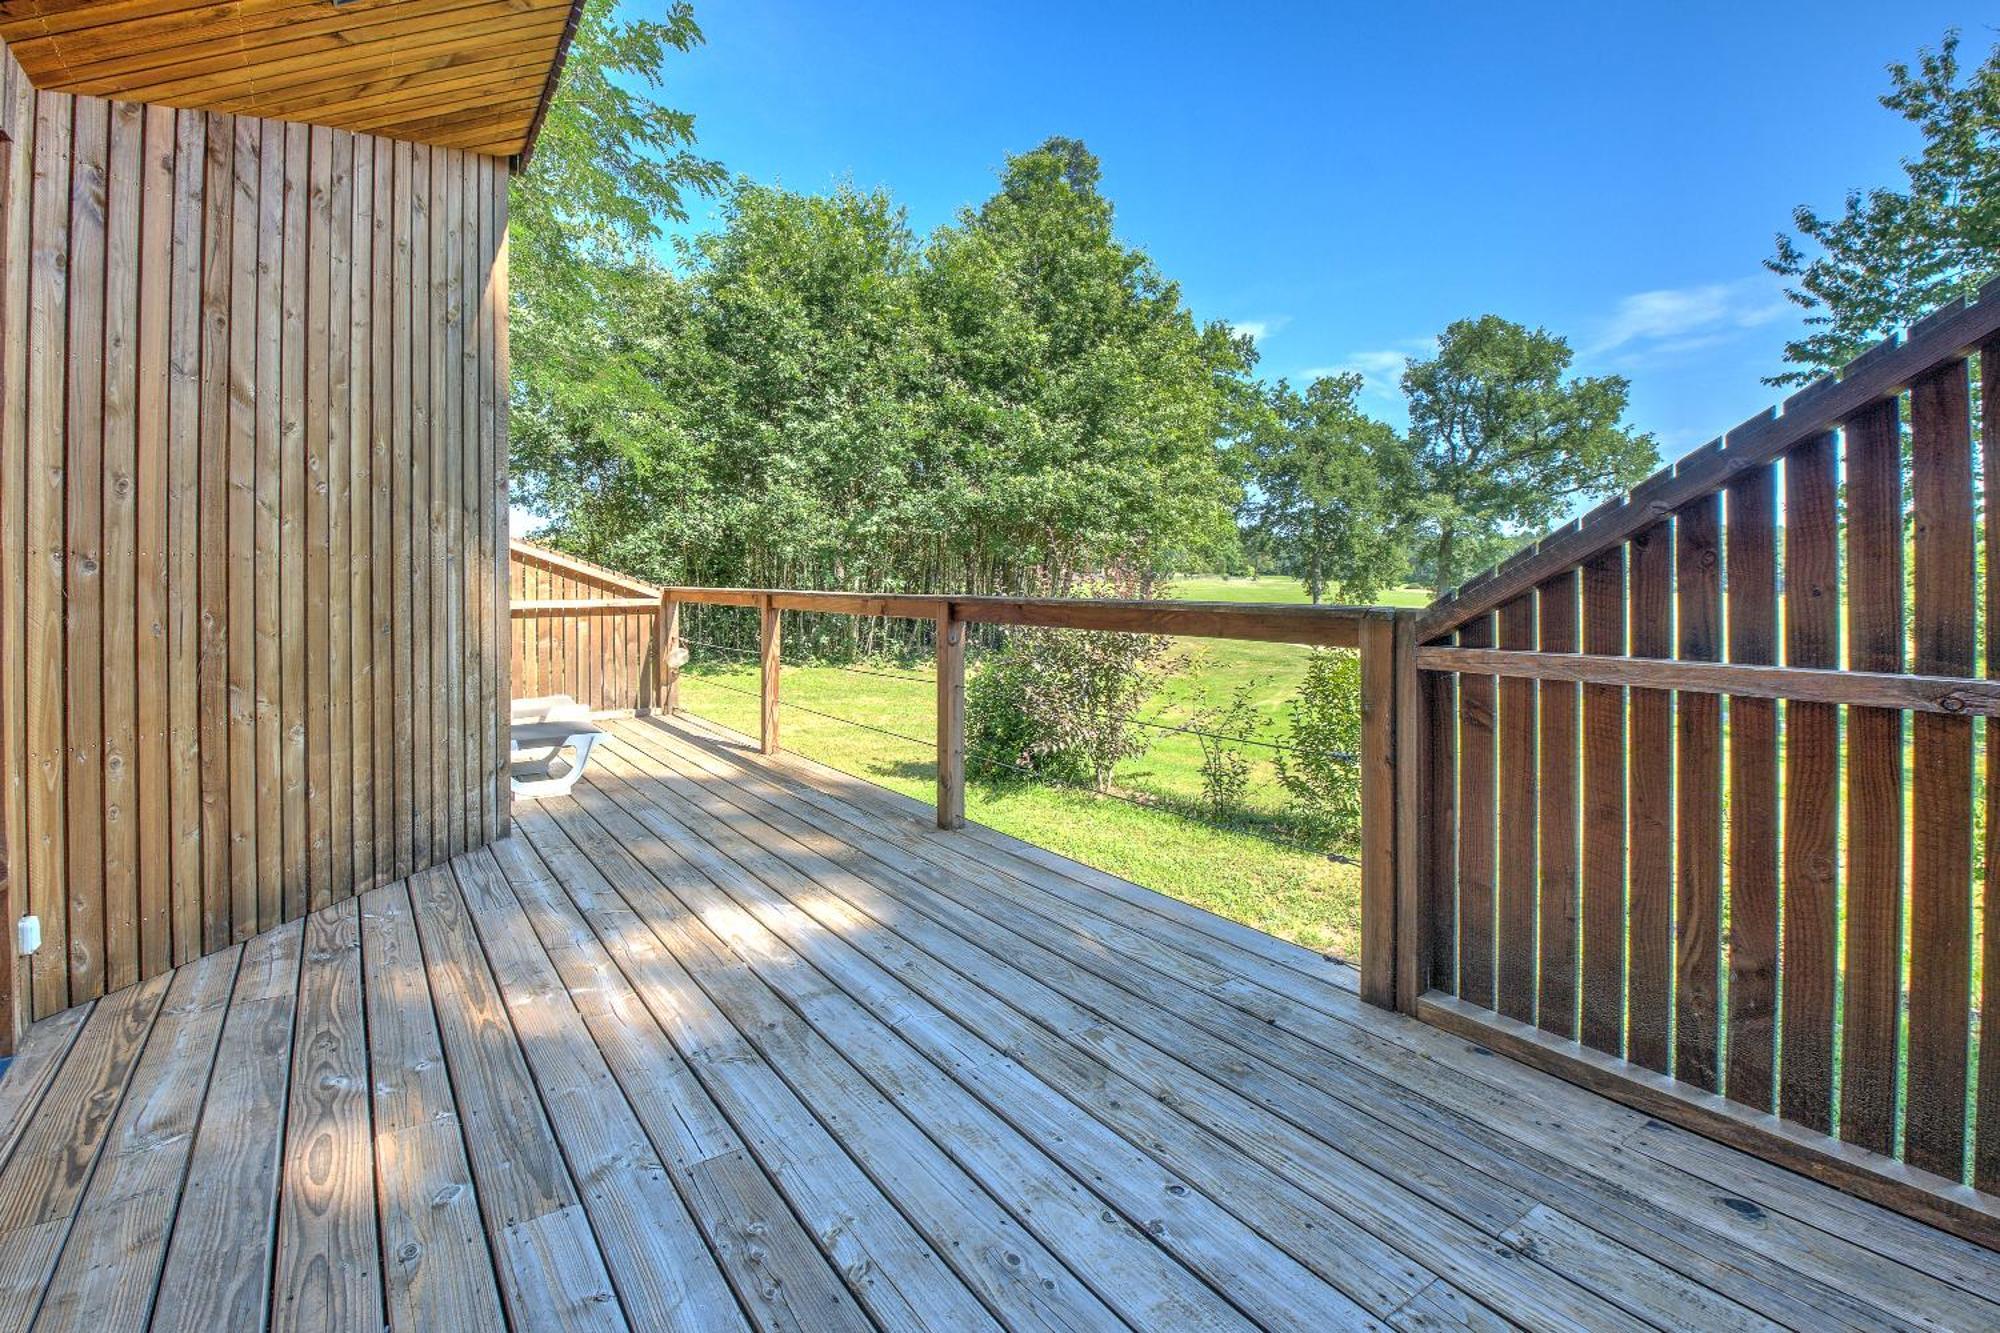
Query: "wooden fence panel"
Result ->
[[506, 541, 662, 715], [0, 43, 511, 1029], [1408, 291, 2000, 1235]]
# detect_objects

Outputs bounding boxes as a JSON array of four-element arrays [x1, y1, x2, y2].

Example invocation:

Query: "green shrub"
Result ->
[[1276, 648, 1362, 848], [1186, 679, 1266, 821], [966, 612, 1176, 793]]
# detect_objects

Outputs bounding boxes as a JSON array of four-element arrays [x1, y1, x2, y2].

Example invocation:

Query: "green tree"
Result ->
[[1244, 373, 1405, 604], [1398, 316, 1656, 593], [1767, 29, 2000, 384], [509, 2, 725, 524], [523, 135, 1252, 635]]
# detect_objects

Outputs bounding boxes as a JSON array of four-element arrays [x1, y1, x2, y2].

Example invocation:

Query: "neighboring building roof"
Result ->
[[0, 0, 589, 163]]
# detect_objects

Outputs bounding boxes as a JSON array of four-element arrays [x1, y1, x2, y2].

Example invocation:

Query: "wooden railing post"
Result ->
[[1392, 611, 1423, 1016], [936, 606, 965, 829], [1358, 612, 1399, 1010], [759, 594, 780, 756], [659, 594, 680, 714]]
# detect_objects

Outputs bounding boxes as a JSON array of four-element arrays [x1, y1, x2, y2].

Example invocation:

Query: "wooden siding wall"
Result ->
[[508, 541, 661, 715], [1412, 291, 2000, 1203], [0, 45, 513, 1028]]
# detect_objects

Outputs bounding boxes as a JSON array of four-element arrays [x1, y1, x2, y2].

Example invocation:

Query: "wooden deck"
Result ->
[[0, 713, 1995, 1332]]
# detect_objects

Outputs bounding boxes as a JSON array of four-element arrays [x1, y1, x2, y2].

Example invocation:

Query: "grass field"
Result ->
[[674, 574, 1427, 960]]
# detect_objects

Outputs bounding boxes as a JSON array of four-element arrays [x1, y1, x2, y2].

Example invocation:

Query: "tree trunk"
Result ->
[[1435, 521, 1456, 595]]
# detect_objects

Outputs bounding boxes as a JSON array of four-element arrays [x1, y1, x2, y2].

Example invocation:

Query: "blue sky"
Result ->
[[623, 0, 1983, 464]]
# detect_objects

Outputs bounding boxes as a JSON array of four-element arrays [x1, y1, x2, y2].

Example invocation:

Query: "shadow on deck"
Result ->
[[0, 713, 1994, 1331]]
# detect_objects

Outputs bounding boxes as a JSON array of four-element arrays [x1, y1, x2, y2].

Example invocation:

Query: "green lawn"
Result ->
[[674, 573, 1416, 960]]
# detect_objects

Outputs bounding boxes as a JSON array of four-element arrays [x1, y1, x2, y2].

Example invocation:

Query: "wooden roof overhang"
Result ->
[[0, 0, 587, 162]]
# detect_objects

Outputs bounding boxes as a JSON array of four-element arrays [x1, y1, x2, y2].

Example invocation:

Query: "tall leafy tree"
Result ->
[[509, 2, 724, 520], [1245, 374, 1405, 603], [1398, 316, 1656, 592], [1767, 29, 2000, 383]]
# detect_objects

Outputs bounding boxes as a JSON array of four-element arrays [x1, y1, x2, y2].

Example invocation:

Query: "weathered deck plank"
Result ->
[[0, 716, 1993, 1332]]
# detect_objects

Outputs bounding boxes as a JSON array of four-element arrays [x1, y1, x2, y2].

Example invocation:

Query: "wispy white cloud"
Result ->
[[1588, 278, 1789, 361], [1298, 338, 1437, 401], [1229, 315, 1292, 345]]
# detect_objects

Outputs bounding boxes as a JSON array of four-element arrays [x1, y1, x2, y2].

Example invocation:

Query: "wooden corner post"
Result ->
[[659, 594, 680, 715], [759, 595, 781, 755], [936, 606, 966, 829], [1391, 611, 1425, 1015], [1358, 612, 1401, 1010]]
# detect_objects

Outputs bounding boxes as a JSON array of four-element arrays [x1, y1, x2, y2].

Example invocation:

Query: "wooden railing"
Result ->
[[654, 586, 1410, 1005], [505, 287, 2000, 1249], [1412, 281, 2000, 1247]]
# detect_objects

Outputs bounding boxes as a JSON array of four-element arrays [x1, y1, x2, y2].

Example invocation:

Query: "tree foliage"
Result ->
[[1767, 29, 2000, 384], [1242, 373, 1406, 603], [518, 132, 1250, 605], [1274, 649, 1363, 850], [1398, 316, 1656, 592]]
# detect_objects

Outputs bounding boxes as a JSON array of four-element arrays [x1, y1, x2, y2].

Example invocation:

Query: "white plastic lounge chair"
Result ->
[[510, 695, 603, 797]]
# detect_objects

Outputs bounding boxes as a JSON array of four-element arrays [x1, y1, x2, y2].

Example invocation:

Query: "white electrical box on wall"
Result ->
[[16, 915, 39, 957]]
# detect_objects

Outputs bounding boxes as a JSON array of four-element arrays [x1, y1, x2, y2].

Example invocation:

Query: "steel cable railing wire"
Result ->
[[677, 663, 1354, 860], [681, 643, 1353, 765]]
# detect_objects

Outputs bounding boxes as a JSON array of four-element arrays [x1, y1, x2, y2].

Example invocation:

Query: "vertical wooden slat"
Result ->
[[165, 108, 204, 968], [1906, 357, 1974, 1180], [1781, 431, 1840, 1131], [1494, 594, 1536, 1023], [279, 121, 308, 922], [1977, 337, 2000, 1194], [302, 123, 331, 912], [494, 166, 511, 836], [253, 117, 282, 933], [1535, 570, 1578, 1039], [440, 147, 464, 856], [1625, 519, 1672, 1073], [475, 153, 496, 842], [195, 112, 232, 956], [25, 88, 68, 1016], [1673, 491, 1722, 1091], [326, 128, 353, 905], [1579, 546, 1625, 1056], [228, 113, 260, 943], [101, 99, 141, 996], [1422, 642, 1457, 997], [407, 141, 432, 870], [345, 130, 373, 895], [370, 136, 394, 885], [425, 144, 448, 859], [134, 102, 176, 980], [1455, 611, 1496, 1009], [760, 597, 781, 757], [66, 94, 109, 1003], [1725, 462, 1779, 1111]]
